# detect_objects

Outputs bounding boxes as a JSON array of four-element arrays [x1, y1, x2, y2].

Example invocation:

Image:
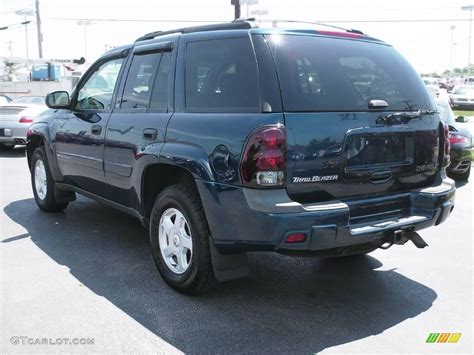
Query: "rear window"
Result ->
[[266, 35, 431, 112]]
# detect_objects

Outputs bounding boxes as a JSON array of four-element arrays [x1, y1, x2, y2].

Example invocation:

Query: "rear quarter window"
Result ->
[[266, 35, 431, 112], [185, 37, 260, 112]]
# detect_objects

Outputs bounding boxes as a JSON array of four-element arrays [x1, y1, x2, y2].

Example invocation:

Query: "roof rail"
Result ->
[[134, 19, 364, 43], [243, 18, 364, 35], [135, 21, 253, 42]]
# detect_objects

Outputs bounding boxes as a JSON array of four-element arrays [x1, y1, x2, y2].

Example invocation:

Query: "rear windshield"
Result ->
[[266, 35, 431, 112]]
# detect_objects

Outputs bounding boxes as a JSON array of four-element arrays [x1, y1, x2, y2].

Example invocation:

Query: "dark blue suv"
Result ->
[[27, 20, 456, 294]]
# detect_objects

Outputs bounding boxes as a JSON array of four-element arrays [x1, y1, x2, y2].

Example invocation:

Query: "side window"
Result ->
[[121, 53, 161, 109], [185, 37, 260, 111], [149, 51, 172, 111], [75, 58, 123, 110]]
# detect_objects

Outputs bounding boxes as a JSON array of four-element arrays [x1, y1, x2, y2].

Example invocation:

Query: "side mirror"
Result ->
[[456, 116, 469, 123], [46, 91, 70, 109]]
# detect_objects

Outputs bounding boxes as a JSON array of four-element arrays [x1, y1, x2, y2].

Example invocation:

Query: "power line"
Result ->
[[46, 17, 474, 24]]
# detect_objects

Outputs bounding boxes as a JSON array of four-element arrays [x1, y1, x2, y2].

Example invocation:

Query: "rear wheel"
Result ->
[[31, 146, 68, 212], [149, 184, 216, 295]]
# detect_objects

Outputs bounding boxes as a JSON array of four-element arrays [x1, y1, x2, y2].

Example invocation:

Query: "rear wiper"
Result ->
[[376, 109, 438, 125]]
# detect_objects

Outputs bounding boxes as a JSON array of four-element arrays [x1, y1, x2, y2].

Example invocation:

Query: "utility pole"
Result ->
[[22, 17, 29, 59], [15, 9, 34, 59], [450, 25, 456, 71], [231, 0, 241, 20], [35, 0, 43, 58], [462, 5, 474, 68]]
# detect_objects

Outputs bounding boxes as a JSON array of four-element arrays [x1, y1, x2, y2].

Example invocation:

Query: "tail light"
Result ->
[[449, 133, 468, 144], [241, 125, 286, 187], [19, 116, 34, 124], [443, 123, 451, 157]]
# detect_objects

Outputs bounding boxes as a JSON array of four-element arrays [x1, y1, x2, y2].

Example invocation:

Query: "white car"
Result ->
[[0, 96, 47, 150], [422, 77, 440, 98]]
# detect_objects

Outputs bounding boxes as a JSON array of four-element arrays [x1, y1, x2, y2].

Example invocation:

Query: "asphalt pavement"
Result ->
[[0, 147, 472, 354]]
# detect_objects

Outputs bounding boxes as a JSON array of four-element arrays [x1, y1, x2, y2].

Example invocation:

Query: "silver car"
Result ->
[[449, 85, 474, 109], [0, 96, 47, 150]]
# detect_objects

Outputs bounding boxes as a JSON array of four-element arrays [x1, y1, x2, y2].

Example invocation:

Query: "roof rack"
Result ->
[[135, 18, 364, 43], [243, 18, 364, 35], [135, 21, 253, 42]]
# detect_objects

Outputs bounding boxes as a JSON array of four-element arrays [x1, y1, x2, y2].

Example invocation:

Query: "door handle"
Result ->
[[91, 125, 102, 135], [143, 128, 157, 140]]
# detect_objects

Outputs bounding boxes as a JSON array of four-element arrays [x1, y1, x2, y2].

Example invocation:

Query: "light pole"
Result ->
[[450, 25, 456, 72], [77, 20, 93, 59], [462, 5, 474, 69]]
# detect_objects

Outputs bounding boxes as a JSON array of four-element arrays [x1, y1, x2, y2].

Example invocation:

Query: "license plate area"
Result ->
[[345, 133, 414, 168]]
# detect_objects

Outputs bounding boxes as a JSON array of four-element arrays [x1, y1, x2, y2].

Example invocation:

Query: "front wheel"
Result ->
[[31, 146, 68, 212], [149, 184, 216, 295]]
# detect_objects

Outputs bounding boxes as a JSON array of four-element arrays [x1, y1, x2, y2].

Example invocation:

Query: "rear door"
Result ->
[[265, 34, 440, 202], [103, 39, 175, 207]]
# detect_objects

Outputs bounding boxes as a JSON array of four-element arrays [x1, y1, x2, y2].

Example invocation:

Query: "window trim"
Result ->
[[114, 46, 175, 114], [182, 35, 262, 114], [71, 53, 128, 113], [117, 51, 162, 112]]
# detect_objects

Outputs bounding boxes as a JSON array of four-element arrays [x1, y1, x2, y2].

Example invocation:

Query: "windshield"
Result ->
[[266, 35, 431, 112], [11, 96, 45, 105], [436, 102, 456, 125], [453, 87, 474, 95]]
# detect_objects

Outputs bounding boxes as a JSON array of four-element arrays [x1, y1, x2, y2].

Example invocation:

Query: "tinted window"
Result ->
[[185, 38, 260, 111], [121, 53, 160, 109], [149, 51, 171, 111], [76, 58, 123, 110], [267, 35, 431, 112]]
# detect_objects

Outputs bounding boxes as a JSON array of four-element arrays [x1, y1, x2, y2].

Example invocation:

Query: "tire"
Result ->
[[31, 146, 68, 212], [149, 184, 216, 295], [0, 143, 15, 150], [449, 165, 471, 181]]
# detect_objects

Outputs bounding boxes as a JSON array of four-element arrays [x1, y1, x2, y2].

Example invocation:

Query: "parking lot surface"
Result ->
[[1, 147, 472, 354]]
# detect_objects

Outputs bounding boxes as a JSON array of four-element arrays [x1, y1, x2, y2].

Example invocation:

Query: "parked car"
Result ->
[[447, 77, 463, 92], [437, 77, 448, 89], [0, 96, 47, 149], [464, 76, 474, 85], [422, 77, 440, 98], [27, 20, 455, 294], [436, 99, 472, 180], [449, 85, 474, 109]]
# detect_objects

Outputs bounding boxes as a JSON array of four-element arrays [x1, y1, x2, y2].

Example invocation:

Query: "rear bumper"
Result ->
[[448, 148, 472, 173], [0, 123, 29, 145], [197, 173, 455, 254]]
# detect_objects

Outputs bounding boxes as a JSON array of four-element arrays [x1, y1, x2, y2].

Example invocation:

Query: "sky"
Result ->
[[0, 0, 473, 73]]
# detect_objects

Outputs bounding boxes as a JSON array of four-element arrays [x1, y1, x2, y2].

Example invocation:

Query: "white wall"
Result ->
[[0, 80, 74, 99]]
